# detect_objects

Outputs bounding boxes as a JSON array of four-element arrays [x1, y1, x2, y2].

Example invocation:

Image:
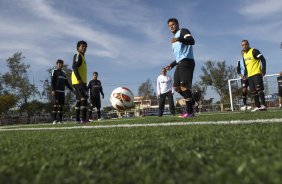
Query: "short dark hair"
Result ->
[[77, 40, 87, 49], [167, 18, 179, 25], [241, 40, 249, 44], [93, 72, 98, 76], [56, 59, 64, 64]]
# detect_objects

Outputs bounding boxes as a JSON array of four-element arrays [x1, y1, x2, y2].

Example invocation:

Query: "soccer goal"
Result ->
[[228, 73, 279, 111]]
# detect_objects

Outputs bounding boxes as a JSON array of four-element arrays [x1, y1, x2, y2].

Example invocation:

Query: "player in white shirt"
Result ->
[[157, 68, 175, 117]]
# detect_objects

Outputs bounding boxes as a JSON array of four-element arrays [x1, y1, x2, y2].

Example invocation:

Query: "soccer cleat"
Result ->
[[243, 105, 247, 111], [98, 119, 102, 121], [88, 119, 93, 122], [58, 121, 63, 124], [80, 120, 90, 124], [180, 113, 194, 118], [178, 113, 186, 117], [258, 105, 267, 111], [52, 120, 57, 125], [251, 107, 260, 112]]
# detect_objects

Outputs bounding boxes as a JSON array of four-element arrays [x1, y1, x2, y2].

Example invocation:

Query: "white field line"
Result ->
[[0, 118, 281, 132]]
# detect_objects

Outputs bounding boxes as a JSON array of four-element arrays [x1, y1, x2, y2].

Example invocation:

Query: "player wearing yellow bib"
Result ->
[[241, 40, 266, 111], [72, 40, 88, 123]]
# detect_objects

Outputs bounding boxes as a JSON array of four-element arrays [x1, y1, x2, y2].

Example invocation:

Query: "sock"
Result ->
[[81, 99, 87, 121], [75, 101, 81, 121], [58, 106, 63, 121], [258, 91, 266, 106], [88, 106, 93, 119], [52, 105, 58, 121], [253, 94, 260, 108], [182, 90, 193, 114], [97, 109, 101, 119]]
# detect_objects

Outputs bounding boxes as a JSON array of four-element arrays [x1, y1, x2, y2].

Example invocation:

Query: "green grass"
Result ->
[[0, 111, 282, 184]]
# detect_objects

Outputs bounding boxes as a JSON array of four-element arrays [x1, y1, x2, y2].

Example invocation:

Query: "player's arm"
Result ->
[[65, 78, 74, 92], [51, 70, 56, 95], [86, 81, 91, 91], [178, 28, 195, 45], [99, 81, 104, 98], [72, 53, 83, 82], [237, 60, 244, 78], [170, 76, 175, 94], [156, 77, 160, 96], [236, 60, 241, 75], [166, 60, 177, 70], [253, 49, 266, 75]]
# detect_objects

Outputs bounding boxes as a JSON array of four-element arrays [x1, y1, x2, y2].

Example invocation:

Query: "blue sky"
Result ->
[[0, 0, 281, 106]]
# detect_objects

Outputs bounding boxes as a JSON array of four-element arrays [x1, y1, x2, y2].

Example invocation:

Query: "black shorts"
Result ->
[[174, 59, 195, 89], [90, 97, 101, 109], [241, 78, 249, 88], [53, 91, 65, 105], [248, 74, 264, 92], [73, 83, 88, 100], [278, 87, 282, 97]]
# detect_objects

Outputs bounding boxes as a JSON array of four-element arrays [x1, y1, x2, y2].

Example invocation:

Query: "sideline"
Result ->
[[0, 118, 281, 131]]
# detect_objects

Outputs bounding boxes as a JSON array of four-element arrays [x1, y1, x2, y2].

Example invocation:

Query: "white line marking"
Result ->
[[0, 118, 281, 131]]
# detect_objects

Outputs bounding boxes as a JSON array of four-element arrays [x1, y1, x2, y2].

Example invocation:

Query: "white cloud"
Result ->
[[239, 0, 282, 18]]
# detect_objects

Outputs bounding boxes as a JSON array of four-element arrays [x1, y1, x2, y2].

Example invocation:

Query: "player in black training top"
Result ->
[[277, 72, 282, 108], [51, 59, 74, 124], [87, 72, 104, 121]]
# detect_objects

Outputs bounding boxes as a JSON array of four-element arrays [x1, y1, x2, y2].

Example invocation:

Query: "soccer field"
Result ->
[[0, 110, 282, 184]]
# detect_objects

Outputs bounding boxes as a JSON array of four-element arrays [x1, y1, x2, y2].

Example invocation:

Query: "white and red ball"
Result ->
[[110, 87, 134, 111]]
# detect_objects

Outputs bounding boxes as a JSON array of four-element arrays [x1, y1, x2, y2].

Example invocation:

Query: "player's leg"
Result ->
[[241, 79, 248, 109], [249, 76, 260, 111], [279, 88, 282, 108], [80, 84, 88, 123], [96, 97, 102, 120], [88, 99, 94, 121], [167, 91, 175, 116], [255, 74, 266, 110], [179, 62, 194, 117], [158, 93, 165, 117], [52, 93, 58, 124], [57, 92, 65, 123], [57, 105, 63, 124], [75, 99, 81, 122], [73, 85, 82, 122]]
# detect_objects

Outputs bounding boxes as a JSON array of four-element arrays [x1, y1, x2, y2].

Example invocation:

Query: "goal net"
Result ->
[[228, 74, 279, 111]]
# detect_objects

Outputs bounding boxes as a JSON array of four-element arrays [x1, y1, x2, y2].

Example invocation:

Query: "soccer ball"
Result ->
[[110, 87, 134, 111]]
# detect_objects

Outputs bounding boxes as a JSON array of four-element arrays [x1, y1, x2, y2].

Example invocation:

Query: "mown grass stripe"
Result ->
[[0, 118, 281, 131]]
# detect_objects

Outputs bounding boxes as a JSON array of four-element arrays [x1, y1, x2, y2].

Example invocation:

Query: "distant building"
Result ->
[[134, 96, 158, 108], [133, 96, 180, 116]]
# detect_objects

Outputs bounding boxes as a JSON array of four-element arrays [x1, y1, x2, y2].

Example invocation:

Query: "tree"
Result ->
[[200, 60, 237, 111], [0, 94, 17, 114], [138, 79, 154, 99], [192, 81, 207, 97], [2, 52, 39, 105], [20, 100, 49, 116], [0, 75, 3, 95]]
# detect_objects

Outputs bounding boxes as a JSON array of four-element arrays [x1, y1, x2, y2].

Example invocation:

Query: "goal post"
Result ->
[[228, 73, 279, 111]]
